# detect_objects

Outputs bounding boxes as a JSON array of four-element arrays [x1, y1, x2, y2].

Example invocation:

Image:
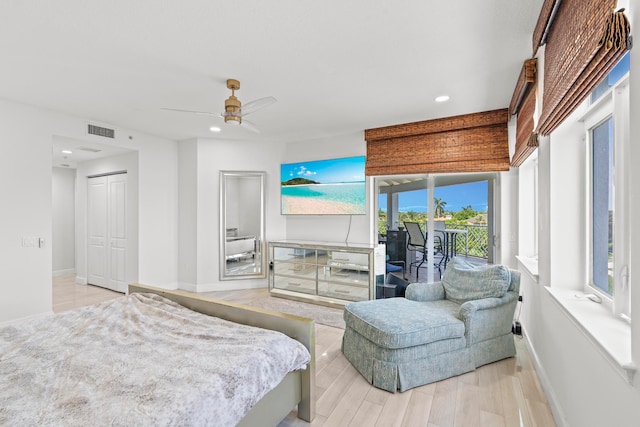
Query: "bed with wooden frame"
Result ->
[[0, 283, 315, 426], [129, 284, 316, 426]]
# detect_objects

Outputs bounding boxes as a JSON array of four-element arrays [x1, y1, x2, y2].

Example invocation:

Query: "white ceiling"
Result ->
[[1, 0, 543, 149]]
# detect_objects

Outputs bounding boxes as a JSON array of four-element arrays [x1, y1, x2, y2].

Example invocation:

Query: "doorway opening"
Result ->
[[51, 136, 138, 300], [376, 173, 496, 283]]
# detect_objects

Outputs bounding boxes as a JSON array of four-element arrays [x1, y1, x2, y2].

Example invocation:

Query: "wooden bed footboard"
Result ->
[[128, 284, 315, 424]]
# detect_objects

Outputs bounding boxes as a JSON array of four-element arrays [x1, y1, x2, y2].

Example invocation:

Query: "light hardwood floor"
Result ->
[[52, 275, 123, 313], [52, 276, 556, 427]]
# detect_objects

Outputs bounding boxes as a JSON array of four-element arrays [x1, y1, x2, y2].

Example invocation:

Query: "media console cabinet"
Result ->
[[268, 240, 385, 306]]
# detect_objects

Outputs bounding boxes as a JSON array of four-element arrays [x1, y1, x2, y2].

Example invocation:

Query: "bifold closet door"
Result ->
[[87, 173, 127, 292]]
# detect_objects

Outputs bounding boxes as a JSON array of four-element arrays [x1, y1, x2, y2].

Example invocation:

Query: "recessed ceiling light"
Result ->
[[435, 95, 450, 103], [61, 150, 73, 154], [209, 126, 221, 132]]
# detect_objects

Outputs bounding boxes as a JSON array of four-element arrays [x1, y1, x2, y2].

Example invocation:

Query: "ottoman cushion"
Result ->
[[344, 298, 465, 349]]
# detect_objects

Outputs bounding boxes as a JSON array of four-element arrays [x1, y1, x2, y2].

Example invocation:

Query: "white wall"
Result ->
[[52, 167, 76, 275], [178, 139, 198, 288], [283, 132, 371, 244], [177, 137, 286, 292], [628, 2, 640, 393], [518, 268, 640, 427], [497, 168, 518, 268], [75, 152, 139, 287], [548, 104, 586, 288], [0, 100, 55, 322], [135, 133, 179, 289], [0, 98, 179, 323], [177, 132, 372, 292]]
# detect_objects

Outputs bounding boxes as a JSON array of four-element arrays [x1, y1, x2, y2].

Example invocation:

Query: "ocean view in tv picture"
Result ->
[[281, 156, 366, 215]]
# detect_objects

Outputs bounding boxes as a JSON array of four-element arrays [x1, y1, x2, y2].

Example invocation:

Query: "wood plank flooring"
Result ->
[[52, 274, 123, 313], [52, 276, 556, 427]]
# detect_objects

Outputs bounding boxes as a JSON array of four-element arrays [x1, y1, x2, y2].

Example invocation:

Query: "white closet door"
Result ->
[[87, 173, 127, 292], [88, 176, 107, 287], [108, 174, 127, 292]]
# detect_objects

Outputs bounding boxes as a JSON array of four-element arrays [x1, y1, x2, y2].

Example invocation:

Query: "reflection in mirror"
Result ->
[[220, 171, 266, 280]]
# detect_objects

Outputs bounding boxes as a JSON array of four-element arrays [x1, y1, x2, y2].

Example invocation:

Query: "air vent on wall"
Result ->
[[88, 124, 115, 139]]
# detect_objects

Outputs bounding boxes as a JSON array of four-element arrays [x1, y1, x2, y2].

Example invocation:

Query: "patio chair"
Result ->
[[385, 255, 405, 279], [403, 221, 443, 280]]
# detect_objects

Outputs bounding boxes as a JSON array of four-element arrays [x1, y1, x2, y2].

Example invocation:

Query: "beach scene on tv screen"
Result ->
[[281, 156, 366, 215]]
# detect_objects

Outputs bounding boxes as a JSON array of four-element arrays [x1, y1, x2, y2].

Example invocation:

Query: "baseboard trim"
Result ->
[[53, 268, 76, 277], [522, 332, 568, 427], [75, 276, 88, 285], [179, 282, 198, 293]]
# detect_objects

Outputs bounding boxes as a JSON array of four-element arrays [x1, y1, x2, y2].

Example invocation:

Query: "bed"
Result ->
[[0, 284, 315, 426]]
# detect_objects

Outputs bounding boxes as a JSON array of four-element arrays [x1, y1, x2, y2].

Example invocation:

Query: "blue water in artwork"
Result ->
[[281, 182, 366, 214], [282, 182, 365, 202]]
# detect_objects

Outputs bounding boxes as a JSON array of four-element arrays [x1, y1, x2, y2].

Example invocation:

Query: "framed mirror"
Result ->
[[219, 171, 266, 280]]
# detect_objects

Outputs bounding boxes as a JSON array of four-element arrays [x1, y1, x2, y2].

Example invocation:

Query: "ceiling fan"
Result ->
[[162, 79, 277, 133]]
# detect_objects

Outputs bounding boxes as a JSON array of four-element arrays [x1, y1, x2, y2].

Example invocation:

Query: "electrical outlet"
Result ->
[[518, 295, 523, 302], [512, 321, 522, 336]]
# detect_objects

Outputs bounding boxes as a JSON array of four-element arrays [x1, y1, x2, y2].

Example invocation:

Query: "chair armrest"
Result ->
[[458, 292, 519, 345], [405, 282, 445, 302], [459, 292, 518, 317]]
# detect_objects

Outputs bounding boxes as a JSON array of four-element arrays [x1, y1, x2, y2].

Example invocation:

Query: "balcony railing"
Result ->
[[378, 221, 489, 260], [449, 224, 488, 259]]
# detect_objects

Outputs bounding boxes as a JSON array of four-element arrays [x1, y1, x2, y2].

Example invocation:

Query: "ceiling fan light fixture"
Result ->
[[225, 95, 241, 112], [223, 85, 241, 127], [162, 78, 274, 133], [224, 115, 241, 125]]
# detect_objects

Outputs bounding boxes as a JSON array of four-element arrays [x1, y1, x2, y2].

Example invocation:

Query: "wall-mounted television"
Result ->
[[281, 155, 366, 215]]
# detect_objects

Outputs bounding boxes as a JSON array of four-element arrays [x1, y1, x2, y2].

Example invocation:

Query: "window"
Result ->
[[591, 52, 630, 103], [586, 58, 630, 320], [591, 118, 613, 295]]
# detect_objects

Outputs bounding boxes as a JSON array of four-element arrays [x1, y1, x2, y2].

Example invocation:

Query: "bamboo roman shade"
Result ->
[[509, 59, 538, 167], [531, 0, 556, 55], [364, 109, 510, 176], [511, 86, 538, 167], [536, 0, 631, 136]]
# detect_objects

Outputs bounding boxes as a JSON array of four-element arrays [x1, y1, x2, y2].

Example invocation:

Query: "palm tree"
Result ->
[[434, 198, 447, 218]]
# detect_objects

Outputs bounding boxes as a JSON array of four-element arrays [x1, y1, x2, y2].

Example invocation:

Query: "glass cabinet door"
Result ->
[[269, 243, 375, 303]]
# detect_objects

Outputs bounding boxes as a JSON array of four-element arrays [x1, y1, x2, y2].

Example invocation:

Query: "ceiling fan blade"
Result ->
[[240, 119, 261, 133], [239, 96, 277, 116], [161, 107, 218, 116]]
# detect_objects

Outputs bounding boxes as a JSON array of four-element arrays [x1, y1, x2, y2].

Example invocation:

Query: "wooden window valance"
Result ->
[[509, 58, 537, 117], [537, 1, 631, 136], [364, 109, 510, 176]]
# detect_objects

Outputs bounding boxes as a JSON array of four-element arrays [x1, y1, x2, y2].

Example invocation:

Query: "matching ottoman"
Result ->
[[342, 297, 474, 392]]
